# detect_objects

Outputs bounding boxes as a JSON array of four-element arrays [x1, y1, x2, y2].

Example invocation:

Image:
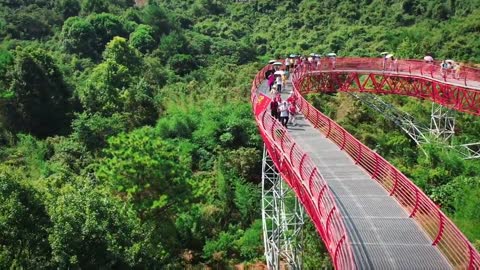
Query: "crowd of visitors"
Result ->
[[270, 92, 298, 128], [440, 59, 462, 79], [264, 52, 467, 129]]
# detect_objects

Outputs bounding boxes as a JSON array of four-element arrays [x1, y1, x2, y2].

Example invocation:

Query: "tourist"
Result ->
[[270, 98, 279, 120], [268, 73, 275, 90], [454, 63, 461, 79], [288, 102, 297, 126], [276, 74, 282, 93], [279, 101, 289, 127]]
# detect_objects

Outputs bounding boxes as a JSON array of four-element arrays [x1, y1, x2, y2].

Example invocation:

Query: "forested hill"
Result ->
[[0, 0, 479, 268]]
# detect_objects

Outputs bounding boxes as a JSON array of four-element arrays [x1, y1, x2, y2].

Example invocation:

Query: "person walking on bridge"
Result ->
[[276, 75, 282, 93], [268, 73, 275, 90], [441, 60, 448, 78], [270, 98, 279, 120], [279, 101, 289, 127], [288, 102, 297, 126], [454, 63, 462, 79]]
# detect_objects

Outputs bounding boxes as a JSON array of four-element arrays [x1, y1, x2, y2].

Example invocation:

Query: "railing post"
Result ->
[[280, 131, 285, 151], [317, 184, 328, 216], [326, 206, 336, 237], [299, 154, 307, 179], [340, 129, 346, 150], [289, 142, 296, 163], [409, 189, 420, 217], [333, 235, 346, 270], [355, 141, 362, 164], [262, 111, 267, 130], [306, 101, 310, 117], [270, 117, 275, 138], [308, 167, 317, 195], [389, 169, 399, 196], [468, 244, 474, 270], [297, 97, 303, 111], [326, 120, 332, 138], [372, 155, 379, 179], [433, 213, 445, 246]]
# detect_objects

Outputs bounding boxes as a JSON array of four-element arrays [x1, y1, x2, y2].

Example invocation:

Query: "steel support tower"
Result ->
[[348, 93, 480, 159], [347, 92, 429, 145], [262, 146, 304, 270], [429, 103, 455, 142]]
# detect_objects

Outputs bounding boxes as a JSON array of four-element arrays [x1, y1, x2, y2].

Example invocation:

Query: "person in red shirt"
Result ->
[[287, 93, 297, 106], [288, 102, 297, 126], [275, 93, 282, 103]]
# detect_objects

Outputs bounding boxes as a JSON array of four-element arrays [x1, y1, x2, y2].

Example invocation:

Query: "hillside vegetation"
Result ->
[[0, 0, 479, 268]]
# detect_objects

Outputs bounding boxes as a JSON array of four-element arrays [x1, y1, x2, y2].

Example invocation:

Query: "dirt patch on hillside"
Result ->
[[135, 0, 148, 7]]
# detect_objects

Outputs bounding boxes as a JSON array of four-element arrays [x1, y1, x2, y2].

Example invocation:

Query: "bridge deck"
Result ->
[[259, 80, 452, 269]]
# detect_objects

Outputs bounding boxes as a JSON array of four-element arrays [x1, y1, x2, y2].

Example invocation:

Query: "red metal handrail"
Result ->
[[306, 57, 480, 88], [290, 60, 480, 269], [251, 64, 356, 269]]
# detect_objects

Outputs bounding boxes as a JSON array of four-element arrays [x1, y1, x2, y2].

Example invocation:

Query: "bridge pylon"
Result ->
[[430, 103, 455, 142], [261, 145, 304, 270]]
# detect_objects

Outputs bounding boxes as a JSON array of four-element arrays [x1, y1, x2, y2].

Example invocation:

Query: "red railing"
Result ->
[[251, 65, 355, 269], [304, 57, 480, 88], [290, 60, 480, 269]]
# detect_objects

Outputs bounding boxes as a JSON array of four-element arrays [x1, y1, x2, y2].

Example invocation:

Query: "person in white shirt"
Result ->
[[276, 75, 282, 93], [279, 101, 289, 127]]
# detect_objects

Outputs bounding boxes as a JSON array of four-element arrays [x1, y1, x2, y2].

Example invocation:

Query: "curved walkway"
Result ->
[[259, 79, 451, 269]]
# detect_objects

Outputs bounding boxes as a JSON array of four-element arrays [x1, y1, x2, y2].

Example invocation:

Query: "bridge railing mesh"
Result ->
[[291, 63, 480, 269], [310, 57, 480, 88], [251, 65, 356, 269]]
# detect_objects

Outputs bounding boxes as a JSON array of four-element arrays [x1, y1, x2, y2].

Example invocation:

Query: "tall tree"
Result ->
[[0, 168, 52, 269], [56, 0, 81, 19], [61, 16, 97, 58], [141, 3, 172, 38], [47, 178, 147, 268], [86, 13, 129, 56], [103, 36, 142, 73], [96, 127, 193, 215], [129, 24, 157, 54], [0, 48, 72, 137]]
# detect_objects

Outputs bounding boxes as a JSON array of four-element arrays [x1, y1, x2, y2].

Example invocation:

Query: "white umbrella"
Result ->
[[268, 60, 276, 64], [309, 53, 317, 56], [326, 53, 337, 57], [380, 52, 389, 56], [314, 54, 322, 58], [423, 56, 433, 62], [273, 61, 283, 66], [274, 70, 285, 76], [386, 54, 394, 59], [289, 54, 298, 58]]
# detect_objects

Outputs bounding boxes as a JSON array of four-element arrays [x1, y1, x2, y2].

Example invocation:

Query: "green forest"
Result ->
[[0, 0, 479, 268]]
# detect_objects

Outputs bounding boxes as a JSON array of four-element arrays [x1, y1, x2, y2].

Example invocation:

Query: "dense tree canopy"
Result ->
[[0, 48, 72, 137], [61, 16, 97, 57]]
